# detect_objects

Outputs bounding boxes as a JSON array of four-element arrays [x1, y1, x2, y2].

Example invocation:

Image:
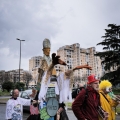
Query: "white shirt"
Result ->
[[5, 97, 31, 120]]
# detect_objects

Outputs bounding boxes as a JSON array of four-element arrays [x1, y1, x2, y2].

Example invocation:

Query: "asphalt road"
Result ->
[[1, 104, 120, 120], [1, 104, 77, 120]]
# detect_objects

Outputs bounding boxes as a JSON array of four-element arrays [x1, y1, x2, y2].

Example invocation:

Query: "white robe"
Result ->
[[38, 72, 72, 103], [38, 71, 59, 101], [5, 97, 31, 120], [57, 72, 72, 103]]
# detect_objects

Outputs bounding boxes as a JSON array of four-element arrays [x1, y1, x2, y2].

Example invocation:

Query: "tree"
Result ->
[[95, 24, 120, 85], [2, 81, 14, 92], [23, 71, 32, 89], [15, 82, 25, 91], [0, 71, 5, 84]]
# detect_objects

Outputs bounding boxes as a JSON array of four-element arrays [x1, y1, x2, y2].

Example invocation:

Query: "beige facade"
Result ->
[[29, 56, 43, 83], [29, 56, 43, 72], [56, 43, 104, 84], [0, 70, 5, 84], [29, 43, 104, 85], [0, 69, 33, 86]]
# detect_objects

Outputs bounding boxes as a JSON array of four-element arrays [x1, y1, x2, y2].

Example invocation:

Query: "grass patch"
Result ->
[[0, 98, 9, 103], [116, 106, 120, 113], [113, 88, 120, 95], [65, 102, 72, 108], [0, 90, 10, 96], [65, 102, 120, 114]]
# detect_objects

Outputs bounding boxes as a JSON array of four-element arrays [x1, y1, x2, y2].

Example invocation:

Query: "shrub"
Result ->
[[2, 81, 14, 92]]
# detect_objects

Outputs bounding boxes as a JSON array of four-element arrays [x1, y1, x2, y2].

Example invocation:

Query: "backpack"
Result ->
[[72, 87, 86, 99], [72, 88, 88, 109]]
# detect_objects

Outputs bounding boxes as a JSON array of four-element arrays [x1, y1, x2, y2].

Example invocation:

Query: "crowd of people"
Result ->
[[72, 76, 120, 120], [5, 38, 120, 120]]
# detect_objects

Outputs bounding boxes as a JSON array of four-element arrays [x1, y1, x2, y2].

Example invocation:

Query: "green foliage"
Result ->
[[0, 90, 10, 96], [95, 24, 120, 85], [2, 81, 14, 92], [116, 106, 120, 113], [1, 81, 25, 92], [15, 82, 25, 91], [112, 88, 120, 95], [65, 102, 72, 107]]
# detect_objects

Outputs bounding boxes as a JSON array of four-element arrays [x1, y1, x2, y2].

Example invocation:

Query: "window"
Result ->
[[21, 92, 29, 99]]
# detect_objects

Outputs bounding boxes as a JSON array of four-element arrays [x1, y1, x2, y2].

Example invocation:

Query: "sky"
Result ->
[[0, 0, 120, 71]]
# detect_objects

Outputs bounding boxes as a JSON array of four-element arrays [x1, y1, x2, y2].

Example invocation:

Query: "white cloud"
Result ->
[[0, 47, 10, 56], [0, 0, 120, 71]]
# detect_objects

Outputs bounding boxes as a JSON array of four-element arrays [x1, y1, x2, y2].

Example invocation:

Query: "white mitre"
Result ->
[[43, 38, 51, 49]]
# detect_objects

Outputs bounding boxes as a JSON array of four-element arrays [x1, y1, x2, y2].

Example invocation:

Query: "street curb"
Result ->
[[0, 102, 120, 116], [0, 102, 6, 104], [68, 108, 72, 110]]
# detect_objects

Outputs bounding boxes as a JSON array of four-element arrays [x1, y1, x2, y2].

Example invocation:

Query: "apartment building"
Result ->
[[0, 70, 16, 84], [56, 43, 103, 84], [0, 70, 5, 84], [0, 69, 33, 86], [29, 56, 43, 83], [29, 56, 43, 72], [29, 43, 104, 85]]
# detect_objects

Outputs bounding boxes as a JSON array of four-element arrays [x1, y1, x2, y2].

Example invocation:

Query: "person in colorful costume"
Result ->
[[27, 89, 40, 120], [38, 52, 67, 120], [108, 89, 120, 115], [26, 38, 52, 120], [38, 53, 92, 120], [5, 89, 32, 120], [99, 80, 119, 120]]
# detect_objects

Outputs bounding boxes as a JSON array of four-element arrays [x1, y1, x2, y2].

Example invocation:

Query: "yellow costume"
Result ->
[[99, 80, 119, 120]]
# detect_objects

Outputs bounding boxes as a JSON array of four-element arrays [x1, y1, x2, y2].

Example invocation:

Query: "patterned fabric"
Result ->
[[30, 105, 39, 115], [5, 97, 31, 120], [38, 55, 52, 84], [46, 87, 56, 98], [99, 91, 119, 120]]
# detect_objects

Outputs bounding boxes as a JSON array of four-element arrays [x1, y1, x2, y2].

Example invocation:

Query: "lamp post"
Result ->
[[16, 38, 25, 82], [86, 50, 89, 76]]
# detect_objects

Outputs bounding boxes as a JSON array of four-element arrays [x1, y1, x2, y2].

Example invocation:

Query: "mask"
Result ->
[[106, 86, 112, 92]]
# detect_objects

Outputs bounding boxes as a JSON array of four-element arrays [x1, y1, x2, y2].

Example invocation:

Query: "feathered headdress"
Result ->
[[99, 80, 112, 90]]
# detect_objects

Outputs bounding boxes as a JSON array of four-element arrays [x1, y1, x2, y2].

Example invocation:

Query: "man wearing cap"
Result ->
[[72, 74, 100, 120], [99, 80, 119, 120]]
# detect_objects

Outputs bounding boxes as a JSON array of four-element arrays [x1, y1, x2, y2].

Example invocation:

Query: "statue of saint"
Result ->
[[36, 38, 56, 90]]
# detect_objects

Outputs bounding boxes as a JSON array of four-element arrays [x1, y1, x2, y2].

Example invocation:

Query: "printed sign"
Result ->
[[46, 87, 56, 98], [47, 98, 59, 116]]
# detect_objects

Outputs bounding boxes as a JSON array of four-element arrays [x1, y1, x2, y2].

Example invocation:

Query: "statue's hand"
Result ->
[[52, 53, 66, 65], [38, 68, 41, 73]]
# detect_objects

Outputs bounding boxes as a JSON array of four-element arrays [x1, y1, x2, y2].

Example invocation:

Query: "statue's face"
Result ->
[[43, 48, 50, 56]]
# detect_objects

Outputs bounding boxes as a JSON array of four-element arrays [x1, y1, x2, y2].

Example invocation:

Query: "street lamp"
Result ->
[[16, 38, 25, 82], [86, 50, 89, 76]]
